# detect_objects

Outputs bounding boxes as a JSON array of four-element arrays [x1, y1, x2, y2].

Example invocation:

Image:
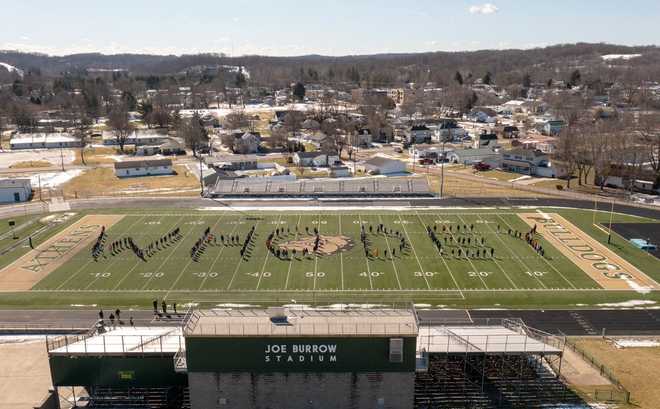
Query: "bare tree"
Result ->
[[179, 112, 209, 157], [224, 110, 249, 129], [269, 126, 288, 149], [108, 104, 133, 153]]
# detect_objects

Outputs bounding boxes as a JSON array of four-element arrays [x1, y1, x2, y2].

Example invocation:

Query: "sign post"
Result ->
[[8, 220, 16, 240]]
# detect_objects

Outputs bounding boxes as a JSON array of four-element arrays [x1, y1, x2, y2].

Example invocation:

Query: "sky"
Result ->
[[1, 0, 659, 57]]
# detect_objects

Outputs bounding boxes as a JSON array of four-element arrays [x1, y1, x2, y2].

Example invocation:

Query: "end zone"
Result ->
[[519, 213, 659, 291], [0, 215, 124, 291]]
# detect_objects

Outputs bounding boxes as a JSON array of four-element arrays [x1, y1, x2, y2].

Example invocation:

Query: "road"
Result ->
[[1, 308, 660, 336]]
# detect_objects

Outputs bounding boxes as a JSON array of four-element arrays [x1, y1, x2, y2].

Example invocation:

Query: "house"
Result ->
[[10, 133, 81, 150], [501, 126, 520, 139], [330, 165, 352, 178], [102, 130, 169, 146], [468, 108, 498, 123], [293, 152, 341, 168], [206, 154, 259, 171], [114, 159, 173, 178], [350, 128, 373, 147], [407, 125, 432, 144], [501, 148, 558, 177], [542, 120, 565, 136], [408, 144, 446, 162], [301, 119, 321, 131], [0, 179, 31, 203], [360, 156, 407, 175], [432, 120, 467, 142], [474, 131, 499, 148], [446, 147, 502, 166], [231, 132, 261, 154]]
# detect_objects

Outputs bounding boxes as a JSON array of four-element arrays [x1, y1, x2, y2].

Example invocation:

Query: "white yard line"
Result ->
[[56, 215, 146, 290], [338, 214, 345, 290], [463, 214, 520, 289], [313, 213, 321, 291], [357, 214, 374, 290], [496, 214, 577, 289], [413, 212, 464, 296], [118, 215, 187, 291], [226, 219, 262, 290], [426, 213, 489, 289], [166, 213, 228, 296], [256, 214, 282, 290], [284, 215, 302, 290], [397, 213, 431, 290], [197, 218, 242, 290], [377, 214, 403, 290]]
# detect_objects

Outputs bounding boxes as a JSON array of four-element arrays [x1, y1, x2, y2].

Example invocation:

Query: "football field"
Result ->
[[29, 210, 604, 297]]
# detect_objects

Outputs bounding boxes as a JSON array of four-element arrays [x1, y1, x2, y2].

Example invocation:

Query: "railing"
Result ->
[[563, 338, 630, 403], [190, 321, 417, 337], [173, 348, 187, 372], [46, 331, 184, 355]]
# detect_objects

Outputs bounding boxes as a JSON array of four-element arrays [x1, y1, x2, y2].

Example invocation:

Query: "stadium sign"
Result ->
[[265, 343, 338, 364]]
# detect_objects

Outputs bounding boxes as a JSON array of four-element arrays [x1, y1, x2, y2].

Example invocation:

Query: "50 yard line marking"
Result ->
[[377, 214, 402, 290], [284, 215, 302, 290], [256, 214, 282, 290], [414, 212, 464, 298]]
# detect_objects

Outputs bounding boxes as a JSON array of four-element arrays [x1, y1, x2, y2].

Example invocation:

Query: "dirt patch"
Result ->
[[0, 340, 52, 409], [0, 214, 124, 291], [277, 235, 354, 256], [519, 213, 660, 291], [8, 160, 54, 169]]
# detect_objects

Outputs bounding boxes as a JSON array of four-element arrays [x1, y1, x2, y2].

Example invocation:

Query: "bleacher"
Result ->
[[86, 386, 189, 409], [206, 177, 434, 198], [414, 354, 583, 409]]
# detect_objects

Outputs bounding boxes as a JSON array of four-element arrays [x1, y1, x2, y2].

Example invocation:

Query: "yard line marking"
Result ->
[[496, 214, 577, 289], [377, 214, 402, 290], [462, 214, 520, 289], [313, 213, 321, 291], [56, 215, 146, 290], [198, 215, 242, 291], [397, 213, 431, 290], [166, 212, 228, 295], [284, 214, 302, 290], [226, 219, 262, 290], [357, 214, 374, 290], [256, 214, 282, 290], [413, 212, 464, 297], [338, 214, 344, 291], [112, 215, 188, 291], [439, 214, 489, 289]]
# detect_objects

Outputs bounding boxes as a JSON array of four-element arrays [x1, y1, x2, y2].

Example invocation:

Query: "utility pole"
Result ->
[[60, 145, 65, 171], [440, 140, 446, 198], [199, 155, 204, 197]]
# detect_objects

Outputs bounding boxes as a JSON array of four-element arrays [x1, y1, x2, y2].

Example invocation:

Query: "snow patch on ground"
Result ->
[[213, 303, 259, 309], [602, 54, 642, 61], [622, 276, 652, 294], [414, 303, 433, 308], [30, 169, 84, 188], [596, 300, 656, 308], [0, 62, 24, 77], [613, 339, 660, 348], [70, 304, 98, 308], [0, 335, 51, 345]]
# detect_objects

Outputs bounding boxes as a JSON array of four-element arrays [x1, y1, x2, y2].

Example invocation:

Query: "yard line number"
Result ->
[[468, 271, 492, 277]]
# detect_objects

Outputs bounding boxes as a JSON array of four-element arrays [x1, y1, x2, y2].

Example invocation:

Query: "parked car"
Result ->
[[473, 162, 491, 171]]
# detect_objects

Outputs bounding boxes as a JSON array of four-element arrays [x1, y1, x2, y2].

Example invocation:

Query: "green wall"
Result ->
[[185, 336, 416, 373], [49, 355, 187, 387]]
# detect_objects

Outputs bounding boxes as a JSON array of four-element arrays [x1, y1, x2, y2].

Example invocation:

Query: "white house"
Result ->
[[407, 125, 432, 144], [501, 148, 559, 177], [293, 152, 341, 167], [114, 159, 173, 178], [0, 179, 31, 203], [102, 130, 170, 146], [446, 147, 502, 166], [360, 156, 407, 175], [10, 133, 81, 150]]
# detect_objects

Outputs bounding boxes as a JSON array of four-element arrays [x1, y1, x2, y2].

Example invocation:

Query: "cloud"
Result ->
[[469, 3, 499, 14]]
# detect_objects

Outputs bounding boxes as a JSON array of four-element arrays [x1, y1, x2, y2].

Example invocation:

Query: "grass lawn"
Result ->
[[61, 166, 200, 197], [8, 160, 54, 169], [572, 338, 660, 408]]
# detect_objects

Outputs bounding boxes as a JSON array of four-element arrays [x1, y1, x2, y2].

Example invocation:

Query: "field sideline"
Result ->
[[0, 207, 658, 308]]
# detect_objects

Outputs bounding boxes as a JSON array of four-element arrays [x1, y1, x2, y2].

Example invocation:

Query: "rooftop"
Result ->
[[185, 308, 418, 338], [48, 326, 184, 355], [114, 159, 172, 169]]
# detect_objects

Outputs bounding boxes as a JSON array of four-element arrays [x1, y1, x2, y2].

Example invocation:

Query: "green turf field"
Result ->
[[1, 208, 657, 309]]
